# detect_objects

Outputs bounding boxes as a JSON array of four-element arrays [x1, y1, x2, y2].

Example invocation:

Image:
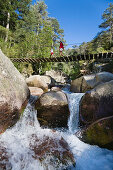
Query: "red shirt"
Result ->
[[59, 42, 64, 48]]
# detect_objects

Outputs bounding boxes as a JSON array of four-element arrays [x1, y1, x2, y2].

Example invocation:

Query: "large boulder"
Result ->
[[79, 80, 113, 126], [95, 71, 113, 83], [0, 131, 75, 169], [0, 50, 30, 133], [77, 116, 113, 150], [41, 75, 56, 88], [45, 70, 70, 84], [29, 87, 44, 96], [26, 75, 56, 92], [35, 91, 70, 128], [71, 72, 113, 93], [70, 74, 96, 93], [30, 133, 76, 169]]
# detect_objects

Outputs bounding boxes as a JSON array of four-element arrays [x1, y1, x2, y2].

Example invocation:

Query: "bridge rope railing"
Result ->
[[10, 52, 113, 63]]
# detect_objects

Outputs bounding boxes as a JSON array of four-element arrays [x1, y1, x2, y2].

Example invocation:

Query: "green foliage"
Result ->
[[0, 1, 113, 79], [0, 1, 64, 55], [99, 3, 113, 32], [49, 18, 64, 44], [96, 47, 107, 53], [0, 0, 65, 76], [52, 62, 80, 80], [69, 62, 80, 80], [0, 25, 7, 39], [67, 3, 113, 61], [0, 0, 32, 30], [98, 3, 113, 49]]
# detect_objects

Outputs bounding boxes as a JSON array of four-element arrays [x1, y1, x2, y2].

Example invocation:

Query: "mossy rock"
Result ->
[[79, 116, 113, 150]]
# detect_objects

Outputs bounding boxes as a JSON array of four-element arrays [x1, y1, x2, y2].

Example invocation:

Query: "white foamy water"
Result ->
[[0, 102, 64, 170], [0, 93, 113, 170], [66, 93, 84, 133], [63, 91, 113, 170], [62, 132, 113, 170]]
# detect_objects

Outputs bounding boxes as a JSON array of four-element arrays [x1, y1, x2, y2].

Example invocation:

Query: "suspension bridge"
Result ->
[[11, 52, 113, 63]]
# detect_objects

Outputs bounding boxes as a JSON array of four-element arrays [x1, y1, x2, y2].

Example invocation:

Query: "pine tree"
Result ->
[[99, 3, 113, 45], [48, 18, 64, 44], [0, 0, 32, 41]]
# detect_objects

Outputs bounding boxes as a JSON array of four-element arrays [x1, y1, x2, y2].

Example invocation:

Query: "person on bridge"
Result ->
[[59, 41, 64, 56], [50, 47, 54, 57]]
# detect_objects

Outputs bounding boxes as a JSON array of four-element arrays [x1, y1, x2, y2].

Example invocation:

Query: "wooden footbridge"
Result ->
[[11, 52, 113, 63]]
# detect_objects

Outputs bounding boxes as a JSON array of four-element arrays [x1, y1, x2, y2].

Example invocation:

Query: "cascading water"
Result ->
[[0, 101, 43, 170], [0, 92, 113, 170], [0, 97, 68, 170], [66, 93, 84, 133], [63, 89, 113, 170]]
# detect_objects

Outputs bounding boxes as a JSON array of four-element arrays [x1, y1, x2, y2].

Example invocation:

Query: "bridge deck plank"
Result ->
[[10, 52, 113, 63]]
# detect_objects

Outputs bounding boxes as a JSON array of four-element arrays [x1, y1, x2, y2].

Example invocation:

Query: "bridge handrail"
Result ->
[[10, 52, 113, 63]]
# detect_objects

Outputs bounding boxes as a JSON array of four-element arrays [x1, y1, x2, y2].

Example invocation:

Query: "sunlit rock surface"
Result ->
[[35, 91, 70, 128], [79, 80, 113, 150], [45, 70, 70, 84], [0, 49, 30, 133], [70, 75, 94, 93], [26, 75, 56, 92], [29, 87, 44, 96], [50, 86, 62, 92], [80, 80, 113, 125], [71, 72, 113, 93]]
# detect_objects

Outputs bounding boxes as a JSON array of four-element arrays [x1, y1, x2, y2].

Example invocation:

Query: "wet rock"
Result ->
[[71, 72, 113, 93], [79, 80, 113, 126], [0, 144, 12, 169], [35, 91, 70, 128], [26, 75, 56, 92], [29, 87, 44, 96], [0, 132, 76, 169], [77, 116, 113, 150], [0, 50, 30, 134], [30, 133, 76, 169]]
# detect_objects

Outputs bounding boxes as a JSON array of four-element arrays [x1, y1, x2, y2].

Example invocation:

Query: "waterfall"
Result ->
[[62, 91, 113, 170], [0, 94, 113, 170], [0, 100, 43, 170], [62, 86, 84, 133], [0, 97, 63, 170], [66, 93, 84, 133]]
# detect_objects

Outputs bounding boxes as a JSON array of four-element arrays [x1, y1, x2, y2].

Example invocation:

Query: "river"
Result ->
[[0, 92, 113, 170]]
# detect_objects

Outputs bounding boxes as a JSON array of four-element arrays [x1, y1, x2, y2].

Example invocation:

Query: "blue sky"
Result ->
[[33, 0, 112, 48]]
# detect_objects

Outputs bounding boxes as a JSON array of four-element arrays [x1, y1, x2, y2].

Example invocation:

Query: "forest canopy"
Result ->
[[0, 1, 113, 77]]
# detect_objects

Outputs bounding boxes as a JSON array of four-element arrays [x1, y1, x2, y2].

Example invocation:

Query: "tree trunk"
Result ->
[[5, 12, 10, 42]]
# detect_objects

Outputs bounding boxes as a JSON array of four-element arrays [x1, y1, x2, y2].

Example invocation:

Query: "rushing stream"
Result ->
[[67, 93, 84, 133], [0, 92, 113, 170]]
